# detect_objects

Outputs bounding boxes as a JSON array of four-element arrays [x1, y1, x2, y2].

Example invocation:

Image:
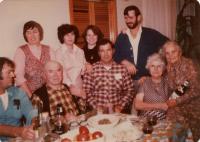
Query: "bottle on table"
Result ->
[[54, 104, 65, 135], [32, 102, 43, 141]]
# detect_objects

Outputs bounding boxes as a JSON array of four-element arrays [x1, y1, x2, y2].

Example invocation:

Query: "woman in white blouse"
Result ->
[[14, 21, 55, 98], [56, 24, 90, 98]]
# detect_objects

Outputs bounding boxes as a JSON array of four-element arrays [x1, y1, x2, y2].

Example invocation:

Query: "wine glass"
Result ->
[[142, 124, 153, 134], [147, 116, 157, 126]]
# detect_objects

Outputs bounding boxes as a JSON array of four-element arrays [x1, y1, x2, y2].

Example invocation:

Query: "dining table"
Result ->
[[60, 112, 194, 142], [8, 112, 194, 142]]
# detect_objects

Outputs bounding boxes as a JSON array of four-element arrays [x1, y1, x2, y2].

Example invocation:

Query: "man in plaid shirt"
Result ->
[[83, 39, 135, 113], [31, 60, 85, 120]]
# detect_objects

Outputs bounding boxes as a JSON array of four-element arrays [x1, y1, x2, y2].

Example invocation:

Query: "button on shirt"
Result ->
[[126, 26, 142, 65], [83, 61, 135, 108]]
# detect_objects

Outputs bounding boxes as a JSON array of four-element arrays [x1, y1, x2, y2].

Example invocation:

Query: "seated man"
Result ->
[[31, 60, 86, 120], [0, 57, 36, 141], [83, 39, 135, 114]]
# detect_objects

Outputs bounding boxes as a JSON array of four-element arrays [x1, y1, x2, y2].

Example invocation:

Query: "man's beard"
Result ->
[[126, 20, 139, 29]]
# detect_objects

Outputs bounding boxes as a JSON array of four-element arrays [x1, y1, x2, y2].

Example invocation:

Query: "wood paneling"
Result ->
[[69, 0, 117, 47]]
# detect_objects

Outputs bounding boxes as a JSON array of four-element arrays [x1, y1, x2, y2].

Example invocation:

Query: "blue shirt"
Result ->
[[0, 86, 37, 141]]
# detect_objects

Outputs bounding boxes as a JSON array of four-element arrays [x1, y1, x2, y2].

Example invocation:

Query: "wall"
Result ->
[[0, 0, 70, 59], [116, 0, 176, 39]]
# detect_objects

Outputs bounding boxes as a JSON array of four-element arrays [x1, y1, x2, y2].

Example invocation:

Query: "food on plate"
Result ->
[[79, 126, 89, 134], [92, 131, 103, 139], [61, 138, 72, 142], [98, 118, 111, 125]]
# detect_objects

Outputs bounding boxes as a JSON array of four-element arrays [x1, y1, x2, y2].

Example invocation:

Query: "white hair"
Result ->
[[146, 53, 166, 70]]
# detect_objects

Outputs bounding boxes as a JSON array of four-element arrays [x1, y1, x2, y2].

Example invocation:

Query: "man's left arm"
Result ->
[[120, 70, 135, 109]]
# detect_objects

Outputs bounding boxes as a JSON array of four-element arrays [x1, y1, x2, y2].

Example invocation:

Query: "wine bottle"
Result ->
[[170, 80, 190, 99], [54, 104, 65, 135]]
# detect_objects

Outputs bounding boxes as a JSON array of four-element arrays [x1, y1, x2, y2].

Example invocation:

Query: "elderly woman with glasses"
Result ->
[[134, 53, 171, 120]]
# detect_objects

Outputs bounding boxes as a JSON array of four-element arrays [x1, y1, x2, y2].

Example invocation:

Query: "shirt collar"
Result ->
[[46, 84, 65, 91], [99, 61, 117, 70], [126, 26, 142, 37], [61, 43, 79, 53]]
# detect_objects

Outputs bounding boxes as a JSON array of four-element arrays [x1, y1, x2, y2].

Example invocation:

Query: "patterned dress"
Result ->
[[166, 57, 200, 141], [138, 76, 171, 120]]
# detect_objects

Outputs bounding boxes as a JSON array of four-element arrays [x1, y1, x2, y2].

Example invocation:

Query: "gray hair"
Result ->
[[146, 53, 166, 70], [160, 40, 182, 57], [44, 60, 63, 71]]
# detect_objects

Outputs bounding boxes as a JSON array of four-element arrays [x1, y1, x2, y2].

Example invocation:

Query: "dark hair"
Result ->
[[82, 25, 104, 44], [23, 20, 43, 42], [97, 38, 114, 51], [0, 57, 15, 79], [57, 24, 79, 44], [124, 5, 141, 17]]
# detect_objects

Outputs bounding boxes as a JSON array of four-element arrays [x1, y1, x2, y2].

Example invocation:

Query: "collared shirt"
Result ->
[[0, 86, 37, 141], [32, 84, 85, 117], [0, 91, 8, 110], [83, 61, 134, 109], [126, 26, 142, 65], [56, 44, 86, 87]]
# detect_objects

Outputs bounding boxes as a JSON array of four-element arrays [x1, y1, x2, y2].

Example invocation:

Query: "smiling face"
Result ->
[[63, 32, 75, 47], [124, 10, 140, 29], [164, 42, 182, 65], [25, 27, 41, 45], [86, 29, 98, 47], [45, 61, 63, 87], [0, 64, 15, 89], [98, 43, 114, 65]]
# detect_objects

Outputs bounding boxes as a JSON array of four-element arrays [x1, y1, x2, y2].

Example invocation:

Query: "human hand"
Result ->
[[167, 99, 177, 108], [138, 76, 147, 85], [121, 60, 137, 75], [159, 103, 168, 111], [65, 113, 77, 121], [114, 105, 123, 113], [85, 62, 93, 73], [19, 126, 35, 140]]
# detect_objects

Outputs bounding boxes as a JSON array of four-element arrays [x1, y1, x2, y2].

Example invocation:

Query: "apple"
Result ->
[[76, 133, 90, 141], [61, 138, 71, 142], [79, 126, 89, 135], [92, 131, 103, 139]]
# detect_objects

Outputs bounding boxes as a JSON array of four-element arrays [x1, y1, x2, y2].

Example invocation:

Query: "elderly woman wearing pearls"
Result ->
[[134, 53, 171, 120]]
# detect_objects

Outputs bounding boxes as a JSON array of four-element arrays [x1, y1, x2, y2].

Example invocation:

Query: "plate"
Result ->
[[60, 127, 105, 142], [113, 129, 143, 141], [87, 114, 120, 130]]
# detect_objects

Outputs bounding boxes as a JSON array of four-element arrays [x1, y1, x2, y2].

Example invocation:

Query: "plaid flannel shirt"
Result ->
[[83, 61, 135, 109], [32, 84, 85, 117]]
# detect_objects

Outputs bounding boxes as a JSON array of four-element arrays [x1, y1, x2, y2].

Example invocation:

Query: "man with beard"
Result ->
[[114, 5, 168, 85]]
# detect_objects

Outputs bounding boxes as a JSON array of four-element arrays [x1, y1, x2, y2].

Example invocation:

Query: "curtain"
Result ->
[[141, 0, 177, 39]]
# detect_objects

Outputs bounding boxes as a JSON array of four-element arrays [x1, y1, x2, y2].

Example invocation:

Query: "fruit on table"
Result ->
[[61, 138, 72, 142], [76, 133, 90, 141], [79, 126, 90, 134], [92, 131, 103, 139]]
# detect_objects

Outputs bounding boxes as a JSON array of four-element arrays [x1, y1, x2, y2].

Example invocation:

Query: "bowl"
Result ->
[[87, 114, 120, 130], [60, 127, 105, 142]]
